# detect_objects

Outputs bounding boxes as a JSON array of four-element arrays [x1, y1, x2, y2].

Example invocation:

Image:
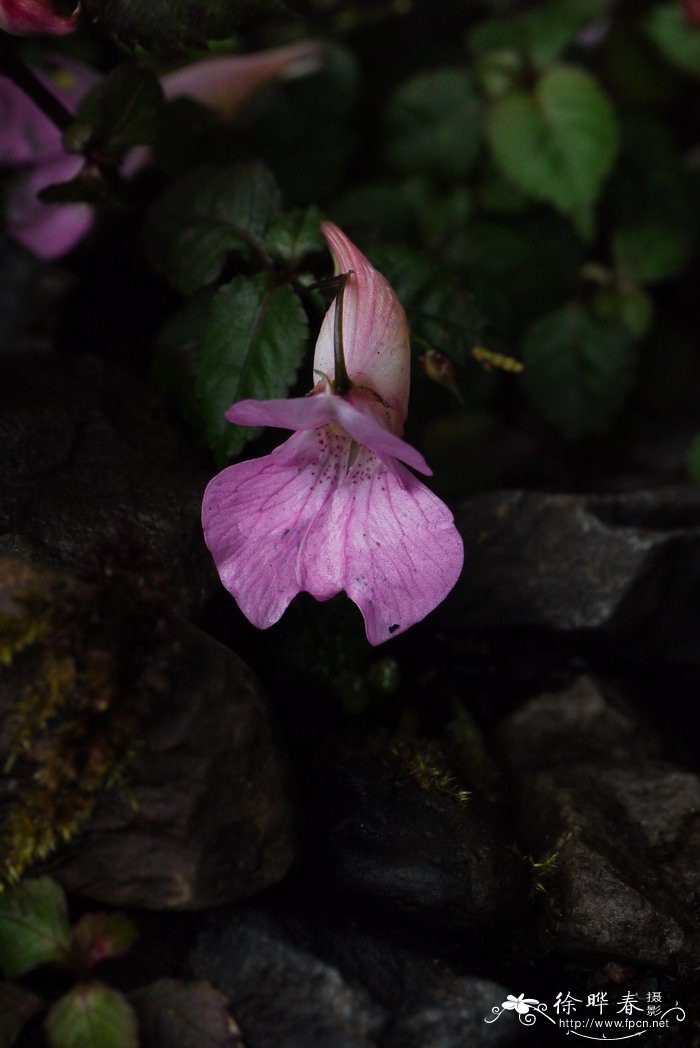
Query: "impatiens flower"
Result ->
[[0, 0, 79, 35], [201, 222, 464, 646], [0, 41, 322, 258], [502, 994, 540, 1015]]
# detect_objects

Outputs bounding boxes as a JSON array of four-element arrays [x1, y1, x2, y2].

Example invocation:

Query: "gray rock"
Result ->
[[51, 620, 298, 909], [314, 754, 530, 942], [450, 489, 700, 662], [191, 909, 387, 1048], [0, 352, 215, 613], [517, 761, 700, 965], [493, 675, 660, 776], [190, 905, 519, 1048]]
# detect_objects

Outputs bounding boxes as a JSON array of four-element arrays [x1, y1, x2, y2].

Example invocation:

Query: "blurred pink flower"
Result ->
[[0, 0, 79, 35], [202, 222, 464, 646], [0, 41, 322, 259], [683, 0, 700, 24]]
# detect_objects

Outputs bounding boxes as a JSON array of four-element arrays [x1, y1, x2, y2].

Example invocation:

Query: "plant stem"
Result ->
[[333, 271, 352, 395], [0, 34, 74, 134]]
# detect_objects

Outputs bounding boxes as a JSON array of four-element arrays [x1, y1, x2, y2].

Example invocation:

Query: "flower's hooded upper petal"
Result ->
[[0, 0, 80, 35], [161, 41, 323, 120], [313, 221, 411, 426], [227, 389, 431, 475], [6, 152, 93, 259]]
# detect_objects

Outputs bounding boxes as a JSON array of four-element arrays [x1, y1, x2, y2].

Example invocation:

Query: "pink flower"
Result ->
[[684, 0, 700, 24], [201, 222, 464, 646], [0, 0, 79, 35], [1, 42, 322, 259]]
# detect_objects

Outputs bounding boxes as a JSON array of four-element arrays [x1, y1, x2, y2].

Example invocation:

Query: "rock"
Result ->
[[0, 352, 215, 613], [52, 620, 298, 909], [190, 904, 519, 1048], [311, 753, 530, 943], [493, 675, 660, 776], [0, 560, 297, 909], [516, 761, 700, 966], [450, 488, 700, 663], [191, 908, 387, 1048]]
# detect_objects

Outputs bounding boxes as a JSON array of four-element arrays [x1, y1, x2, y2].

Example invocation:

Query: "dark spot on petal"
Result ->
[[388, 624, 400, 634]]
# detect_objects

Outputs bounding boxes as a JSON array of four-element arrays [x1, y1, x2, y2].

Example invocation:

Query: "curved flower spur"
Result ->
[[202, 222, 464, 645]]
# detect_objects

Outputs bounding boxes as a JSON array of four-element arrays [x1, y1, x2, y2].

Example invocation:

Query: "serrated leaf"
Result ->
[[70, 913, 137, 971], [145, 162, 280, 295], [196, 274, 308, 461], [613, 221, 691, 283], [77, 63, 164, 162], [130, 978, 243, 1048], [87, 0, 287, 53], [487, 65, 618, 237], [522, 304, 635, 437], [45, 983, 138, 1048], [0, 980, 44, 1048], [0, 877, 71, 978], [383, 69, 482, 178], [266, 207, 325, 266], [644, 3, 700, 77]]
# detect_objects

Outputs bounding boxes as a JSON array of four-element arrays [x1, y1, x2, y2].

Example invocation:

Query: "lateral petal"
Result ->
[[6, 154, 93, 260], [202, 428, 351, 629], [299, 449, 464, 645], [225, 392, 334, 431]]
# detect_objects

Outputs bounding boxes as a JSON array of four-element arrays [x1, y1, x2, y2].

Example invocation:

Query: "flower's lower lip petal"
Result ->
[[226, 394, 334, 431], [298, 452, 463, 646], [331, 396, 432, 476], [201, 429, 346, 628], [7, 155, 93, 260]]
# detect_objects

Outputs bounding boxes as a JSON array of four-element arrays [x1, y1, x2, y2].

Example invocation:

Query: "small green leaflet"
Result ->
[[644, 3, 700, 77], [45, 983, 138, 1048], [0, 877, 71, 979], [196, 274, 308, 462]]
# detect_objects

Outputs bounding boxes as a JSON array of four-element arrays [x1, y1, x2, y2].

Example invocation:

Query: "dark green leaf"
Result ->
[[469, 0, 611, 69], [613, 221, 691, 283], [70, 913, 138, 971], [77, 63, 164, 162], [0, 877, 71, 978], [88, 0, 287, 53], [0, 980, 43, 1048], [145, 162, 280, 295], [38, 167, 113, 205], [196, 274, 308, 460], [266, 207, 325, 266], [487, 65, 618, 237], [688, 434, 700, 482], [45, 983, 138, 1048], [130, 978, 243, 1048], [384, 69, 482, 179], [522, 304, 635, 437], [644, 3, 700, 77], [593, 286, 653, 339]]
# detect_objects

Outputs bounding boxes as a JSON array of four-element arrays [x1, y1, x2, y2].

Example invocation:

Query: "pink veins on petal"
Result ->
[[203, 395, 463, 646]]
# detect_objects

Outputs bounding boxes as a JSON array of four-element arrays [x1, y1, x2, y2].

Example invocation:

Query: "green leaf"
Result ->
[[266, 207, 325, 266], [130, 978, 243, 1048], [383, 69, 482, 178], [522, 304, 635, 437], [688, 434, 700, 482], [195, 274, 308, 460], [45, 983, 138, 1048], [77, 63, 164, 162], [487, 65, 618, 237], [613, 221, 691, 283], [90, 0, 286, 53], [0, 877, 71, 978], [0, 980, 43, 1048], [593, 286, 653, 339], [644, 3, 700, 77], [469, 0, 611, 69], [70, 914, 138, 971], [145, 162, 280, 295]]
